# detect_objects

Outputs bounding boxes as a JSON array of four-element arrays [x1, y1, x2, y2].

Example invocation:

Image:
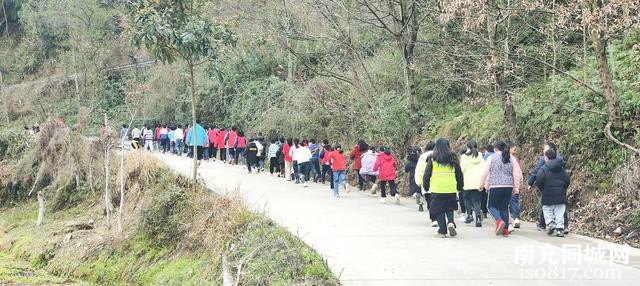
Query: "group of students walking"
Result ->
[[124, 122, 259, 165], [246, 136, 571, 239], [412, 138, 569, 238], [122, 122, 571, 239]]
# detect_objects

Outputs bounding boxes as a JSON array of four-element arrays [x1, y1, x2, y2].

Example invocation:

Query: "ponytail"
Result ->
[[495, 140, 510, 164], [466, 139, 479, 158]]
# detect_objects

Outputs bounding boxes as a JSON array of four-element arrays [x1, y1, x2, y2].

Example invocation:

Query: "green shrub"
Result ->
[[138, 183, 188, 247]]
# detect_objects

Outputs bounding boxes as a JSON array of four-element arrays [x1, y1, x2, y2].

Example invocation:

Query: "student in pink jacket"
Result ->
[[373, 146, 399, 204]]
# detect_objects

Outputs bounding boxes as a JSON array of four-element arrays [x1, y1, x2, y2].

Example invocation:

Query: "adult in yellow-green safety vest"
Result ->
[[423, 138, 464, 238]]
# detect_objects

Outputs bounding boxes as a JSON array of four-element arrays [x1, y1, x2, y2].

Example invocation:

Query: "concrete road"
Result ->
[[156, 153, 640, 286]]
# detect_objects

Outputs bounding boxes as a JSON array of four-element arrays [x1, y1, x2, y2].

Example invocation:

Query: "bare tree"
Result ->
[[36, 191, 45, 226], [116, 84, 143, 233], [102, 113, 114, 229]]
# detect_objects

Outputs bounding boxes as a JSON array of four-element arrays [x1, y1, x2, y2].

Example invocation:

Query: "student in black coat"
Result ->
[[245, 139, 259, 173], [536, 149, 571, 237], [404, 146, 424, 212]]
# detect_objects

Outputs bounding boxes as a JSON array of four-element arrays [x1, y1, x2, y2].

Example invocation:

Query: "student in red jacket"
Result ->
[[207, 126, 218, 160], [350, 140, 369, 191], [154, 125, 162, 151], [329, 144, 348, 197], [283, 138, 293, 181], [236, 131, 247, 165], [373, 146, 399, 204], [319, 140, 334, 189], [216, 128, 226, 161], [227, 127, 238, 164]]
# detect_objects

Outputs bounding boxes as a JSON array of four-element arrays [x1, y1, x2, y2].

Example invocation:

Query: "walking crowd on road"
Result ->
[[121, 122, 571, 239]]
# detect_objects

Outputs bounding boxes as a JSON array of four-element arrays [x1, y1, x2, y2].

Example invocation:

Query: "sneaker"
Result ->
[[346, 185, 350, 193], [303, 182, 308, 187], [394, 194, 400, 204], [418, 204, 424, 212], [483, 212, 488, 219], [556, 229, 565, 237], [368, 192, 377, 197], [547, 223, 556, 235], [495, 220, 505, 236], [514, 219, 520, 229], [380, 198, 387, 204], [508, 224, 514, 234], [430, 221, 438, 227], [438, 233, 447, 238], [458, 215, 467, 222], [502, 228, 509, 237], [563, 229, 569, 235], [475, 216, 482, 227], [447, 223, 457, 237], [464, 215, 473, 224], [537, 225, 546, 232]]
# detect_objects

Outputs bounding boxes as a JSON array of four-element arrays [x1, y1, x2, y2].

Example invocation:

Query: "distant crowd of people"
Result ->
[[119, 122, 571, 239]]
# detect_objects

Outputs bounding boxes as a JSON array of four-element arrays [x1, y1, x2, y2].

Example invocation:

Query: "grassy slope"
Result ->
[[0, 153, 337, 285]]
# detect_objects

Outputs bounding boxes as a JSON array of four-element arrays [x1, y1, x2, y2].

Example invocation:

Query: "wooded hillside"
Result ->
[[1, 0, 640, 244]]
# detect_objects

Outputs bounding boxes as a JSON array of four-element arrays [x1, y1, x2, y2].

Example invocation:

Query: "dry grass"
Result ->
[[9, 118, 107, 210]]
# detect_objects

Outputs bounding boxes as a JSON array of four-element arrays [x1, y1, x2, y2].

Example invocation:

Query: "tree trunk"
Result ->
[[88, 162, 93, 192], [487, 6, 517, 140], [117, 148, 125, 233], [36, 191, 45, 226], [189, 63, 198, 182], [104, 145, 112, 229], [590, 27, 623, 128], [401, 50, 416, 114], [71, 47, 81, 103], [104, 114, 112, 229]]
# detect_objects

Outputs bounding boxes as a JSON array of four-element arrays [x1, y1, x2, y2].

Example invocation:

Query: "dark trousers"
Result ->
[[161, 138, 170, 153], [292, 161, 299, 182], [425, 192, 436, 221], [321, 164, 333, 188], [539, 205, 569, 229], [436, 211, 455, 235], [247, 160, 257, 172], [298, 161, 310, 181], [463, 190, 483, 218], [357, 171, 365, 190], [218, 148, 226, 161], [310, 158, 320, 181], [235, 147, 245, 163], [210, 146, 217, 158], [488, 187, 512, 224], [380, 180, 398, 198], [195, 146, 203, 161], [202, 146, 209, 160], [187, 145, 193, 157], [458, 190, 466, 213], [481, 191, 488, 214], [269, 157, 280, 174]]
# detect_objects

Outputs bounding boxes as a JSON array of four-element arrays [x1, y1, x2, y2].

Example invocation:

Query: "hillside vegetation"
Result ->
[[1, 0, 640, 246], [0, 147, 335, 285]]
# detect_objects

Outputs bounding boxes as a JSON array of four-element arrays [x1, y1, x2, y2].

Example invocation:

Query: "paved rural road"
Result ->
[[156, 153, 640, 286]]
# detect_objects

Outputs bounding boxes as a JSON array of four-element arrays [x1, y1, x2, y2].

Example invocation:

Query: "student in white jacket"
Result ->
[[415, 141, 436, 225], [289, 139, 300, 183], [295, 140, 312, 187], [460, 139, 486, 227]]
